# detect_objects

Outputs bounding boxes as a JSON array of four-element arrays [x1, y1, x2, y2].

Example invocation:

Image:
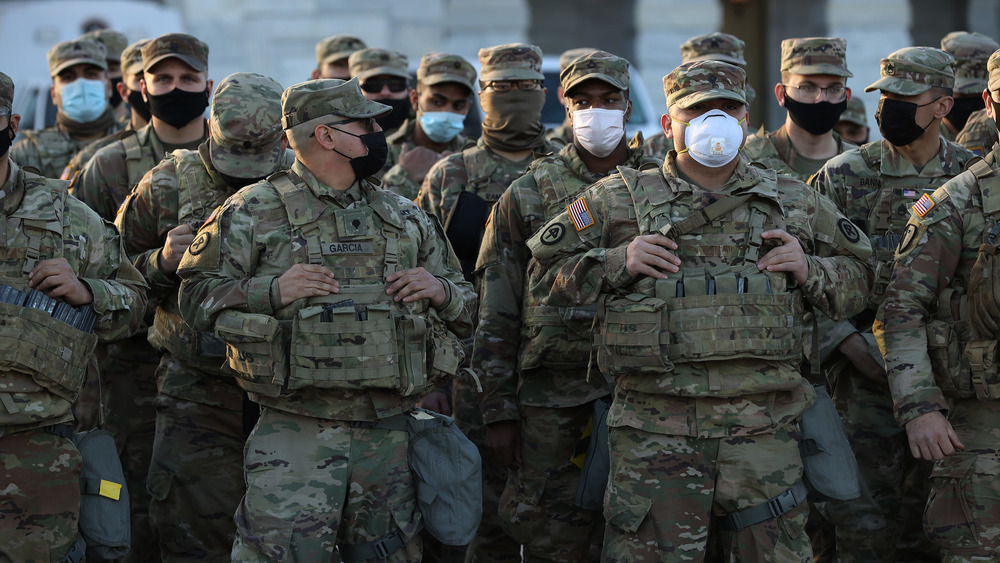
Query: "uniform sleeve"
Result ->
[[417, 154, 464, 223], [115, 162, 181, 295], [72, 146, 120, 221], [382, 162, 421, 201], [10, 138, 42, 173], [414, 208, 476, 336]]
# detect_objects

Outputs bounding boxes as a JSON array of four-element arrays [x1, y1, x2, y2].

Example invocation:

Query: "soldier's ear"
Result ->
[[774, 83, 786, 107], [985, 89, 996, 121], [661, 113, 672, 139]]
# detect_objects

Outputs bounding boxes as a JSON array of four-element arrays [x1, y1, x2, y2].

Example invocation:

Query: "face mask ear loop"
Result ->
[[672, 115, 690, 153]]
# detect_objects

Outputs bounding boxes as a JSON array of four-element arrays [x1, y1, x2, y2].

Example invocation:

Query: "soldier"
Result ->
[[176, 77, 474, 562], [10, 38, 120, 178], [743, 37, 855, 181], [475, 50, 659, 562], [809, 46, 972, 563], [418, 42, 555, 563], [940, 32, 998, 142], [0, 71, 147, 562], [312, 34, 366, 80], [875, 46, 1000, 563], [382, 52, 476, 200], [81, 28, 130, 125], [545, 47, 597, 148], [350, 48, 413, 138], [956, 105, 998, 157], [834, 96, 869, 145], [527, 60, 872, 561]]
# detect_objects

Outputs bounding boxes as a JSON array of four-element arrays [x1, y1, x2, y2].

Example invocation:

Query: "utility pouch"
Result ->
[[595, 293, 671, 376], [798, 385, 861, 501], [73, 429, 130, 561], [964, 340, 1000, 401], [215, 311, 287, 397]]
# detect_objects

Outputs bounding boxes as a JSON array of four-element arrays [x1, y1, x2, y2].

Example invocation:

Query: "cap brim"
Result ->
[[143, 53, 207, 73], [420, 74, 475, 93], [479, 68, 544, 82], [563, 73, 628, 95], [675, 89, 746, 109], [864, 76, 931, 95], [321, 52, 353, 66], [787, 63, 853, 78], [355, 66, 409, 81], [337, 98, 393, 119], [51, 57, 106, 77], [209, 137, 284, 178]]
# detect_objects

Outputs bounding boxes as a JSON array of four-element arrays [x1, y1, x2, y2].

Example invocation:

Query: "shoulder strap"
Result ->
[[122, 131, 155, 188], [859, 141, 882, 171], [619, 166, 674, 234], [461, 145, 497, 191], [670, 194, 754, 238], [17, 172, 67, 274], [270, 171, 324, 264]]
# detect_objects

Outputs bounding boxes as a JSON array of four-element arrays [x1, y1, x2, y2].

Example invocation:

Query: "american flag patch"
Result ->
[[902, 189, 918, 198], [567, 197, 594, 231], [913, 194, 935, 217]]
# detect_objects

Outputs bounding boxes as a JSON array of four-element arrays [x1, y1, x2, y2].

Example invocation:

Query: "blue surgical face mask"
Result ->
[[418, 111, 465, 143], [60, 78, 108, 123]]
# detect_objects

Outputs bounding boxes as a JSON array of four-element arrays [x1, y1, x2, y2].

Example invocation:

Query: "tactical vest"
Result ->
[[218, 172, 463, 399], [21, 129, 84, 178], [0, 172, 98, 406], [121, 130, 160, 190], [595, 168, 805, 395], [145, 151, 229, 373]]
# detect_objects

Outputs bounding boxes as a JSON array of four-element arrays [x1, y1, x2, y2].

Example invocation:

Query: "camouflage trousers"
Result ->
[[231, 408, 423, 562], [602, 424, 811, 563], [922, 399, 1000, 562], [452, 370, 521, 563], [825, 368, 936, 562], [499, 403, 602, 562], [0, 428, 81, 563], [148, 370, 245, 562]]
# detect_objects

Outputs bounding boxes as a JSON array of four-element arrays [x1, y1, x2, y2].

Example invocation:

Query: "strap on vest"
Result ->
[[122, 132, 148, 188], [667, 194, 753, 237], [718, 481, 809, 532], [270, 173, 325, 264], [338, 530, 406, 561], [20, 218, 50, 275]]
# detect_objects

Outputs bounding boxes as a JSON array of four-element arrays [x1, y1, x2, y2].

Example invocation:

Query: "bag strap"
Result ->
[[669, 193, 754, 237]]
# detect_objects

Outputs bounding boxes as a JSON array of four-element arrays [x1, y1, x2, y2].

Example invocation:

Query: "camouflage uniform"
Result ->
[[957, 108, 998, 158], [10, 39, 120, 179], [939, 32, 998, 144], [546, 48, 597, 148], [475, 52, 658, 562], [528, 61, 872, 562], [743, 38, 856, 182], [177, 78, 475, 563], [810, 47, 974, 562], [382, 53, 477, 200], [418, 43, 553, 563], [0, 71, 148, 563]]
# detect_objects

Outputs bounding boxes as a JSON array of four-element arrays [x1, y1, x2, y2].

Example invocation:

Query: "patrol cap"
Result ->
[[349, 48, 409, 82], [209, 73, 285, 178], [560, 50, 630, 95], [988, 49, 1000, 91], [941, 31, 1000, 95], [0, 72, 13, 113], [559, 48, 598, 72], [781, 37, 853, 77], [121, 39, 150, 77], [839, 96, 867, 127], [417, 52, 477, 92], [48, 38, 107, 77], [81, 29, 128, 63], [664, 60, 746, 109], [281, 77, 391, 130], [479, 43, 544, 82], [142, 33, 209, 73], [865, 46, 955, 95], [681, 32, 747, 66], [316, 35, 366, 66]]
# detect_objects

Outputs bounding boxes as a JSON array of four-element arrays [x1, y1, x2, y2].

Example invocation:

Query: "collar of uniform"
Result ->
[[290, 159, 364, 207], [559, 143, 602, 183], [0, 158, 25, 217], [661, 152, 766, 196], [878, 135, 957, 178], [386, 117, 417, 146]]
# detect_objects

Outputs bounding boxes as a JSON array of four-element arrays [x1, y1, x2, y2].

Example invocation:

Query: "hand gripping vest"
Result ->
[[595, 167, 805, 393], [0, 171, 98, 404], [217, 172, 463, 398]]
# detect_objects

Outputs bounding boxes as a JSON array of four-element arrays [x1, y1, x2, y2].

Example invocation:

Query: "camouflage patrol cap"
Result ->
[[941, 31, 1000, 94], [316, 35, 367, 66], [839, 96, 867, 127], [664, 60, 746, 109], [0, 72, 13, 113], [47, 38, 107, 77], [479, 43, 544, 82], [561, 50, 630, 95], [81, 29, 128, 62], [681, 32, 747, 66], [559, 48, 598, 72], [142, 33, 209, 73], [121, 39, 150, 77], [417, 52, 477, 92], [781, 37, 853, 77], [988, 49, 1000, 91], [865, 46, 954, 95], [349, 48, 409, 82], [280, 77, 391, 130], [209, 73, 285, 178]]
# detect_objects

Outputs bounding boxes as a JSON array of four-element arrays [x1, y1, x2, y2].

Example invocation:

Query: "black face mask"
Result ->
[[784, 94, 848, 136], [876, 97, 939, 147], [109, 77, 124, 108], [375, 98, 411, 133], [0, 122, 14, 157], [147, 87, 209, 129], [333, 129, 388, 180], [947, 96, 984, 132], [126, 89, 152, 123], [219, 172, 267, 190]]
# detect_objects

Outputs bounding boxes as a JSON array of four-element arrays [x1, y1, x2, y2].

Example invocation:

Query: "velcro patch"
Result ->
[[202, 205, 222, 228], [322, 241, 375, 254], [99, 479, 122, 501], [913, 194, 935, 217], [567, 197, 594, 231]]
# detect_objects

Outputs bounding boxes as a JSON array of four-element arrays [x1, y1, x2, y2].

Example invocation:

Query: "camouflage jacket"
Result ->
[[0, 159, 147, 434], [10, 125, 115, 179], [955, 107, 998, 158], [876, 145, 1000, 425], [528, 153, 872, 437], [642, 131, 674, 161], [176, 160, 475, 421], [474, 134, 657, 425], [381, 117, 468, 200], [743, 124, 856, 181], [810, 137, 974, 368], [59, 123, 137, 184], [939, 120, 958, 143], [545, 119, 572, 149]]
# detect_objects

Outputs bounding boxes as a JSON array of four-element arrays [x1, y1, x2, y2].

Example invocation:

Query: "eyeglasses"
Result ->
[[360, 77, 408, 93], [783, 83, 848, 102], [309, 117, 376, 137], [485, 80, 543, 92]]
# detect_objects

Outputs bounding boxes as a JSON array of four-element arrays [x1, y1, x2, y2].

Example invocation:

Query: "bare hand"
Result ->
[[386, 267, 446, 307], [160, 223, 196, 275], [28, 258, 93, 305], [276, 264, 339, 307], [905, 411, 965, 460], [398, 145, 442, 185], [625, 234, 680, 279], [837, 332, 887, 384], [758, 230, 809, 284], [486, 420, 522, 470], [417, 390, 451, 416]]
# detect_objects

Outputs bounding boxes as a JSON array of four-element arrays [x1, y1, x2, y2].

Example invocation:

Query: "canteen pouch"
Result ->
[[595, 293, 672, 376], [799, 385, 861, 501], [74, 429, 130, 561], [215, 311, 287, 397]]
